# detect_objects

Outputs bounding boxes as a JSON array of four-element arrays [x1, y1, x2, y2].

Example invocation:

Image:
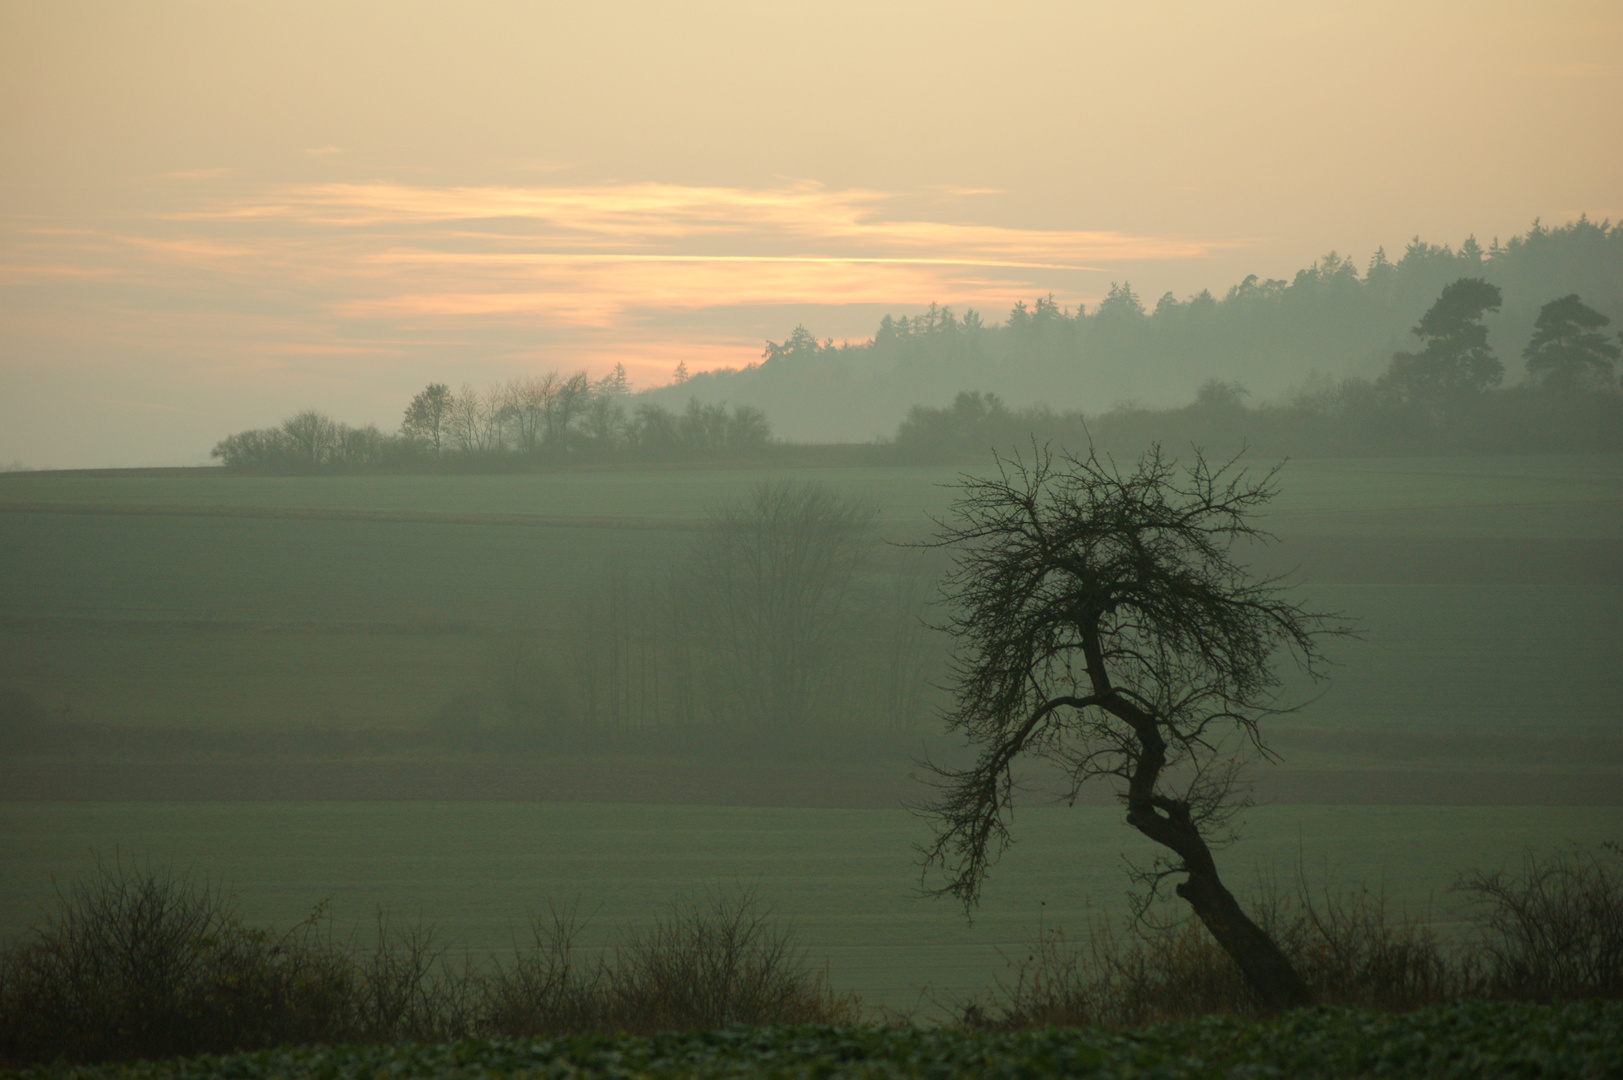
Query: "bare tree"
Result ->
[[447, 383, 504, 454], [917, 443, 1347, 1011], [544, 372, 592, 449], [281, 410, 339, 465], [686, 480, 877, 732], [585, 366, 631, 449], [401, 383, 453, 454], [505, 376, 549, 454]]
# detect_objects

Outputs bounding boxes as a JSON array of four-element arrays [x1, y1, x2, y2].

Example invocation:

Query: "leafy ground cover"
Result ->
[[6, 1001, 1620, 1080]]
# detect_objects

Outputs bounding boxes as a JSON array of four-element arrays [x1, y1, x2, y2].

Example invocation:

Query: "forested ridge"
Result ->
[[643, 217, 1623, 443], [205, 218, 1622, 471]]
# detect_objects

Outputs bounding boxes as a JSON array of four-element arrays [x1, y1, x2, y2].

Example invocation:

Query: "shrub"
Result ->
[[965, 870, 1459, 1030], [479, 890, 858, 1036], [608, 888, 857, 1030], [476, 902, 607, 1036], [0, 859, 478, 1065], [0, 858, 349, 1063], [1455, 841, 1623, 1000], [0, 868, 852, 1065]]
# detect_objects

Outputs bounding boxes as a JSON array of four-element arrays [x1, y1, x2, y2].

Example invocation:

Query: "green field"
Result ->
[[1, 455, 1617, 749], [3, 802, 1619, 1013], [1, 457, 1619, 1014], [3, 455, 1620, 534]]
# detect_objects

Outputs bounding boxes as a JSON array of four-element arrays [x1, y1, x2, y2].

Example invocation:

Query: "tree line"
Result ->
[[889, 283, 1623, 460], [210, 218, 1621, 470], [646, 217, 1623, 442], [211, 366, 772, 471]]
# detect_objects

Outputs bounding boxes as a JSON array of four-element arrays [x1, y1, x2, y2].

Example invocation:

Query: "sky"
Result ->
[[2, 0, 1620, 467]]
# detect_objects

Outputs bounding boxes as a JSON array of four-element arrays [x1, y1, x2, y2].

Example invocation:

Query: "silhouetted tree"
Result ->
[[1378, 278, 1504, 407], [919, 445, 1345, 1011], [1523, 294, 1621, 391], [762, 325, 834, 365], [584, 368, 631, 450], [447, 383, 503, 453], [596, 362, 631, 397], [281, 410, 340, 465], [544, 373, 592, 448], [503, 377, 549, 454], [401, 383, 453, 453]]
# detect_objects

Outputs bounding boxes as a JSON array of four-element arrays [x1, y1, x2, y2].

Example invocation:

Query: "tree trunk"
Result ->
[[1175, 862, 1314, 1012], [1100, 663, 1315, 1011], [1126, 802, 1315, 1012]]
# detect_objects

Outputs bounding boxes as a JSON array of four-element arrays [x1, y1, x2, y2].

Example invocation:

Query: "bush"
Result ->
[[609, 888, 856, 1030], [0, 867, 852, 1066], [479, 890, 857, 1037], [965, 845, 1623, 1031], [964, 869, 1460, 1030], [0, 858, 350, 1063], [1456, 841, 1623, 1000], [0, 858, 483, 1065]]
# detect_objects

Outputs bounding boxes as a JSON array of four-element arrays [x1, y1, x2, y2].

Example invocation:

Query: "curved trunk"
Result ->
[[1174, 857, 1314, 1011], [1125, 801, 1314, 1011], [1103, 680, 1314, 1012]]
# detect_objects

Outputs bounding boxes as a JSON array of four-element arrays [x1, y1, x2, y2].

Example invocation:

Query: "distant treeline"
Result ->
[[889, 279, 1623, 460], [212, 369, 771, 472], [647, 217, 1623, 442], [212, 219, 1622, 471]]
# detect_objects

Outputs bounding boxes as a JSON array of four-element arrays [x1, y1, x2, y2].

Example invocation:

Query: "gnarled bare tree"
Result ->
[[918, 443, 1346, 1011]]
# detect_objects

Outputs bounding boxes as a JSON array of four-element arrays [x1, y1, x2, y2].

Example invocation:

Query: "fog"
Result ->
[[3, 0, 1621, 1054]]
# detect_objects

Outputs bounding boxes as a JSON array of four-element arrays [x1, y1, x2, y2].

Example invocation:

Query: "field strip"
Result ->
[[1269, 495, 1623, 516], [4, 761, 1619, 806], [0, 501, 704, 531], [0, 614, 512, 635]]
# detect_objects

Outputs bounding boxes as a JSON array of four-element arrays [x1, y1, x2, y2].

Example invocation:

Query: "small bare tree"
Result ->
[[401, 383, 453, 454], [505, 376, 549, 454], [686, 480, 877, 732], [544, 372, 592, 449], [447, 383, 504, 454], [281, 410, 339, 465], [918, 443, 1346, 1011]]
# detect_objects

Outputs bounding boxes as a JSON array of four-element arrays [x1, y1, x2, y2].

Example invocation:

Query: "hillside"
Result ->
[[635, 219, 1623, 442]]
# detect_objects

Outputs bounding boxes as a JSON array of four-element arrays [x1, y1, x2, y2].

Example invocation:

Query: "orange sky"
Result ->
[[2, 0, 1620, 466]]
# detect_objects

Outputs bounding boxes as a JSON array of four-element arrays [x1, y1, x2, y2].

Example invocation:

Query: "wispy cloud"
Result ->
[[176, 181, 1214, 266], [6, 178, 1239, 384]]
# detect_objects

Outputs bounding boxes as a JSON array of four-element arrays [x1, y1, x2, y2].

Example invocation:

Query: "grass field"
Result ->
[[1, 458, 1617, 1020], [3, 455, 1620, 534], [3, 801, 1619, 1013], [1, 455, 1617, 750]]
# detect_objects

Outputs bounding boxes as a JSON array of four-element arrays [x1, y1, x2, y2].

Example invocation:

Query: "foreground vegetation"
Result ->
[[7, 1001, 1622, 1080], [3, 844, 1620, 1067], [10, 804, 1619, 1015]]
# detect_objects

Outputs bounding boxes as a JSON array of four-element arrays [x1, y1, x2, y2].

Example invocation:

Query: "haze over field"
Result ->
[[6, 5, 1623, 1050], [3, 0, 1621, 467]]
